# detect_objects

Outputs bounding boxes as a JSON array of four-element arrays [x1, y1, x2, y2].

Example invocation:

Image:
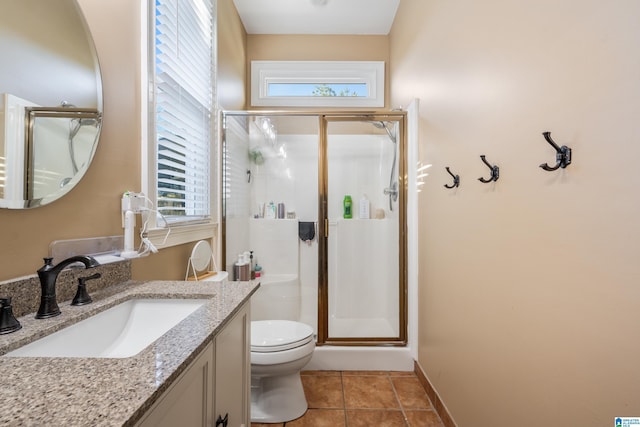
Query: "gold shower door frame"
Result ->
[[220, 111, 407, 347], [318, 112, 407, 346]]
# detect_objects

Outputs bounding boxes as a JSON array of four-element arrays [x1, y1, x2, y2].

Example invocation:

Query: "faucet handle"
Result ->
[[71, 273, 101, 306], [0, 297, 22, 335]]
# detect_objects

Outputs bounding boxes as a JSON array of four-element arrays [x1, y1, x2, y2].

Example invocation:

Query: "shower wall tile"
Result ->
[[249, 218, 298, 275]]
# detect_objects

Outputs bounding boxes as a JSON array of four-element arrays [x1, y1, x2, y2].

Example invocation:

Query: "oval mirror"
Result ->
[[0, 0, 102, 209]]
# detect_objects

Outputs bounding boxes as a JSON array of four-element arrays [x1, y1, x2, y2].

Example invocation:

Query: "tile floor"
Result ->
[[251, 370, 445, 427]]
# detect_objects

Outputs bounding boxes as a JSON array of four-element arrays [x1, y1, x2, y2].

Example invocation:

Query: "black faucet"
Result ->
[[0, 297, 21, 334], [36, 256, 100, 319]]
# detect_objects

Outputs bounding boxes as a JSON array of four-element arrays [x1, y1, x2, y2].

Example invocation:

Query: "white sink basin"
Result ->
[[5, 298, 208, 358]]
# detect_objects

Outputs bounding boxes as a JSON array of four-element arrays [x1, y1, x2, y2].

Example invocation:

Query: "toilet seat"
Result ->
[[251, 320, 314, 353]]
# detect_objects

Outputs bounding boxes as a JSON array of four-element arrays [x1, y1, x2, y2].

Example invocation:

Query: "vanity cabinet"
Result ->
[[137, 342, 214, 426], [136, 302, 250, 427], [214, 301, 250, 426]]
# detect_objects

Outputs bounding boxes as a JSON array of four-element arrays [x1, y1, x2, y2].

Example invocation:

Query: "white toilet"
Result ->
[[249, 219, 315, 423], [250, 320, 315, 423]]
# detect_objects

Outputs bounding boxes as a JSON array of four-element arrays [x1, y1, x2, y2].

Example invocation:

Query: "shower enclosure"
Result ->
[[222, 112, 406, 345], [26, 108, 101, 200]]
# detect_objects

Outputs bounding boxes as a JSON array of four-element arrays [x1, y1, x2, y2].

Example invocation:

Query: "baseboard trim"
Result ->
[[306, 346, 414, 371], [414, 360, 457, 427]]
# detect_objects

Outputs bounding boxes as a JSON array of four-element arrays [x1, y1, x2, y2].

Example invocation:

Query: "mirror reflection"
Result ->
[[0, 0, 102, 208]]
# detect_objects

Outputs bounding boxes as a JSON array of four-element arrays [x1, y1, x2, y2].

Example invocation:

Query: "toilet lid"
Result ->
[[251, 320, 314, 353]]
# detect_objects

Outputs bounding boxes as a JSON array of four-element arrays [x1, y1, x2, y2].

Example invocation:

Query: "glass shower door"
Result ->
[[321, 116, 406, 344]]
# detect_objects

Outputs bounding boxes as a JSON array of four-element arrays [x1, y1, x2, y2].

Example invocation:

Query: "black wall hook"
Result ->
[[444, 167, 460, 189], [540, 131, 572, 171], [478, 155, 499, 183]]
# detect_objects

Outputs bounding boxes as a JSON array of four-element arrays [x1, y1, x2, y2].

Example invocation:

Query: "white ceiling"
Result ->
[[232, 0, 401, 35]]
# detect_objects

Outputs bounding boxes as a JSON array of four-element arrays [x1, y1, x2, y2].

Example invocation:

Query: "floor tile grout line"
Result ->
[[387, 372, 411, 427], [340, 371, 348, 426]]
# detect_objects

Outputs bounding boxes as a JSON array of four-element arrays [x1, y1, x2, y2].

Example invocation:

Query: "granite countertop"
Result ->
[[0, 279, 259, 426]]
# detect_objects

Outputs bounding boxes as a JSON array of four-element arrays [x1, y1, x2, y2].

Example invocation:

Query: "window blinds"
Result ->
[[154, 0, 214, 223]]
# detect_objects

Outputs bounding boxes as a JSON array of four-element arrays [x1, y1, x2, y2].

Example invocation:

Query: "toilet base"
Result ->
[[250, 372, 307, 423]]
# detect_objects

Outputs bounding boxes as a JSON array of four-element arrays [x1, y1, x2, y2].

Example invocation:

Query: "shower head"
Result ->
[[69, 116, 100, 133], [60, 102, 102, 128], [77, 117, 100, 127], [68, 116, 101, 141], [371, 121, 396, 144], [371, 120, 399, 212]]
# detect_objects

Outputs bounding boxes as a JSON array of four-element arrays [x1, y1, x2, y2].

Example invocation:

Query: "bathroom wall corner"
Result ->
[[414, 360, 457, 427]]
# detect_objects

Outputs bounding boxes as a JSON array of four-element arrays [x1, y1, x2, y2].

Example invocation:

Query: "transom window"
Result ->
[[267, 83, 369, 98], [251, 61, 384, 108]]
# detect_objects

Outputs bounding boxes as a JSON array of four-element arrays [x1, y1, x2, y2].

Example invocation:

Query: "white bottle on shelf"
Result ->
[[265, 201, 276, 219], [359, 194, 370, 219]]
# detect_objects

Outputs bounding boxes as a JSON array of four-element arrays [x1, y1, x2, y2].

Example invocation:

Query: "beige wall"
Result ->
[[218, 0, 247, 111], [246, 34, 390, 109], [390, 1, 640, 426], [0, 0, 139, 282], [0, 0, 247, 283]]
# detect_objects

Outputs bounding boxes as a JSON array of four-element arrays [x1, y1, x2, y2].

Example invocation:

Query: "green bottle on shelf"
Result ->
[[343, 195, 353, 219]]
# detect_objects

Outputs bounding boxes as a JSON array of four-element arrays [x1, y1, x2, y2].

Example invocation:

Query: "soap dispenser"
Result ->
[[0, 297, 21, 335]]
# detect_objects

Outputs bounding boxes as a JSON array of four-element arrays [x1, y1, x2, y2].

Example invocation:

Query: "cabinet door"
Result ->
[[214, 302, 250, 427], [137, 342, 214, 427]]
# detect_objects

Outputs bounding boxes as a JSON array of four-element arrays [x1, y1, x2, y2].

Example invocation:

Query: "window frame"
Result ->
[[251, 61, 385, 108], [141, 0, 218, 249]]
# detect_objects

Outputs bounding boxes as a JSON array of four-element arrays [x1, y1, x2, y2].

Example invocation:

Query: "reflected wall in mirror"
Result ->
[[0, 0, 102, 209]]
